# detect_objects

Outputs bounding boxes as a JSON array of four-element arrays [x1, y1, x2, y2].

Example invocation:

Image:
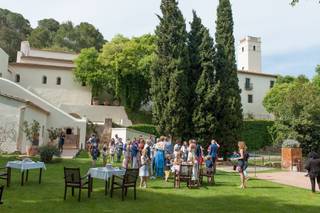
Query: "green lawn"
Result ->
[[0, 155, 320, 213]]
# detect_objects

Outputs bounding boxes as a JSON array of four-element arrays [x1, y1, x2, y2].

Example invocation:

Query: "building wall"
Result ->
[[111, 128, 154, 143], [0, 97, 21, 153], [0, 78, 87, 149], [0, 48, 9, 78], [238, 72, 276, 119], [9, 65, 92, 106], [238, 36, 262, 72]]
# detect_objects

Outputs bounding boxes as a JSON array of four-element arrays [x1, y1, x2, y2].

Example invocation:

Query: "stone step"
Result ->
[[61, 149, 79, 159]]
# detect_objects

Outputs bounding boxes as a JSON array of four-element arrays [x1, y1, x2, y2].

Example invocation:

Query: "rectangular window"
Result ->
[[270, 80, 275, 88], [248, 95, 253, 103], [0, 73, 2, 77], [245, 78, 252, 90]]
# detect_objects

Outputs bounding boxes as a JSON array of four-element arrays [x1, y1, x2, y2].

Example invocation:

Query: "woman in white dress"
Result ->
[[187, 140, 199, 185], [139, 149, 149, 188]]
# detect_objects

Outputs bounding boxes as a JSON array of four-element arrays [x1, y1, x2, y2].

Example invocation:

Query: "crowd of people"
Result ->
[[86, 133, 253, 189]]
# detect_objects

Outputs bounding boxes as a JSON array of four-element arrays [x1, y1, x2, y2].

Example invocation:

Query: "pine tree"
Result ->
[[151, 0, 190, 138], [192, 28, 221, 145], [215, 0, 243, 153], [188, 11, 206, 138]]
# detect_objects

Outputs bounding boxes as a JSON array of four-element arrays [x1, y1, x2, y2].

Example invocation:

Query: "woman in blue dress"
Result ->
[[155, 136, 165, 177]]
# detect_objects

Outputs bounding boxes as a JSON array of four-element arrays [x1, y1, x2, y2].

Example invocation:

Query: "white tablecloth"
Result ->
[[87, 167, 126, 181], [6, 161, 46, 172]]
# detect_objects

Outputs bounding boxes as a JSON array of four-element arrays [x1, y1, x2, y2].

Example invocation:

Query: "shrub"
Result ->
[[240, 120, 274, 151], [282, 139, 300, 148], [39, 145, 60, 163], [128, 124, 159, 137]]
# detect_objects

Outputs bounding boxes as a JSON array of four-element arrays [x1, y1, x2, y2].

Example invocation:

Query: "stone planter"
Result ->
[[281, 147, 302, 171]]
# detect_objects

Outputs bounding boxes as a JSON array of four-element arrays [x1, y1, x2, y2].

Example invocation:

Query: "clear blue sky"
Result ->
[[1, 0, 319, 78]]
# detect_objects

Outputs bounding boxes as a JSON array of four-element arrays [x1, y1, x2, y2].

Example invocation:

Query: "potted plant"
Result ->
[[39, 145, 60, 163], [23, 120, 40, 156], [281, 139, 302, 171], [47, 127, 62, 145]]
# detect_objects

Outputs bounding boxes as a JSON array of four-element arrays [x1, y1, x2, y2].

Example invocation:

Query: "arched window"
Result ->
[[56, 77, 61, 85], [42, 76, 47, 84], [253, 45, 256, 51], [15, 74, 20, 83], [242, 47, 244, 52]]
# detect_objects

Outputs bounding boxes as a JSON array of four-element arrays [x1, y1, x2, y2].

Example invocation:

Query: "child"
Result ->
[[139, 149, 149, 188], [205, 155, 214, 184], [165, 154, 173, 182], [101, 143, 108, 166]]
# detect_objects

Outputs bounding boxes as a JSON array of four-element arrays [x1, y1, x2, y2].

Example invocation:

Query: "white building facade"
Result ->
[[237, 36, 277, 119]]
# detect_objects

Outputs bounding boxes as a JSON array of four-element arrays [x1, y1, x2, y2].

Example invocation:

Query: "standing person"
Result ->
[[109, 139, 116, 163], [139, 149, 149, 188], [155, 136, 165, 177], [116, 138, 123, 162], [165, 136, 174, 157], [101, 142, 108, 166], [235, 141, 249, 189], [188, 141, 199, 186], [305, 151, 320, 193], [173, 140, 182, 158], [131, 139, 139, 168], [181, 141, 189, 162], [205, 156, 214, 184], [58, 133, 65, 153], [122, 140, 132, 169], [209, 140, 220, 172], [90, 135, 99, 167]]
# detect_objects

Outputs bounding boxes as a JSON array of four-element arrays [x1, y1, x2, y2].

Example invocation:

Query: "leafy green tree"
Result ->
[[52, 21, 78, 51], [38, 18, 60, 32], [192, 28, 220, 145], [74, 47, 109, 97], [151, 0, 190, 138], [99, 34, 156, 111], [215, 0, 243, 153], [0, 8, 31, 61], [264, 82, 320, 154], [312, 65, 320, 88], [28, 27, 52, 48], [74, 22, 105, 52]]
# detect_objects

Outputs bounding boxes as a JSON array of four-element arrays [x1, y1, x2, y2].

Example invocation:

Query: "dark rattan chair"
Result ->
[[0, 167, 10, 187], [110, 168, 139, 201], [199, 166, 215, 185], [174, 164, 192, 188], [63, 167, 91, 201]]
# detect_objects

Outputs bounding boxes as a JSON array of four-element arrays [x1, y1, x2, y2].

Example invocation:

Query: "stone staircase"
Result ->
[[60, 148, 79, 159]]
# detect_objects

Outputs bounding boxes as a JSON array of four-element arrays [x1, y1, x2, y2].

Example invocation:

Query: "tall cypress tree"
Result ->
[[188, 11, 206, 137], [151, 0, 190, 138], [215, 0, 243, 153], [192, 28, 220, 145]]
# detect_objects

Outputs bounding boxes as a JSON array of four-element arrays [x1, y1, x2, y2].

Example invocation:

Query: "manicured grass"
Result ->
[[0, 155, 320, 213]]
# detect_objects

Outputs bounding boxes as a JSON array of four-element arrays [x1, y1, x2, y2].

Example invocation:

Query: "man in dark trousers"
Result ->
[[305, 151, 320, 193]]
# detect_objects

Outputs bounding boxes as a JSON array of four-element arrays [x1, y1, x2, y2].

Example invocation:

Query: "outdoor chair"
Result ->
[[199, 166, 215, 185], [63, 167, 91, 201], [110, 168, 139, 201], [0, 185, 4, 204], [174, 164, 192, 188], [0, 166, 10, 187]]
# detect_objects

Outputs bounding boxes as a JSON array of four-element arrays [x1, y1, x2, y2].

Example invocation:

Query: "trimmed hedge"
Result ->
[[240, 120, 274, 151], [128, 120, 273, 151], [128, 124, 160, 137]]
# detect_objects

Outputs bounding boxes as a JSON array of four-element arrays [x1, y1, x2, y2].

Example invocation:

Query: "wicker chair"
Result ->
[[63, 167, 91, 201], [0, 185, 4, 204], [174, 164, 192, 188], [110, 168, 139, 201], [0, 167, 10, 187], [199, 166, 215, 185]]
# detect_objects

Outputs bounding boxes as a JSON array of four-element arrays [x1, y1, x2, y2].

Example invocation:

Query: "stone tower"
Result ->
[[238, 36, 262, 72]]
